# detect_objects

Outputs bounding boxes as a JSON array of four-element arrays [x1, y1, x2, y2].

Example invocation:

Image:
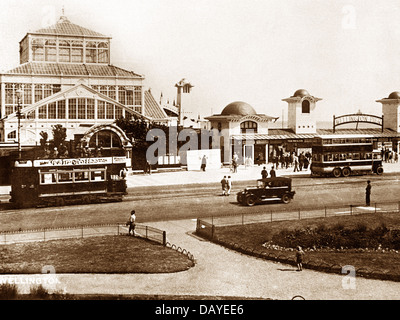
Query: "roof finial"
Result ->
[[62, 6, 65, 16]]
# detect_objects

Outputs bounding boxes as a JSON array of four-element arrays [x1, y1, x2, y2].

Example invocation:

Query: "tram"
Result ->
[[10, 156, 128, 208], [310, 136, 384, 177]]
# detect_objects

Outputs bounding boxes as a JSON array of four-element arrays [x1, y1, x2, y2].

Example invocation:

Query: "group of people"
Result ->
[[381, 148, 398, 163], [220, 175, 232, 196], [261, 166, 276, 179], [270, 151, 311, 172]]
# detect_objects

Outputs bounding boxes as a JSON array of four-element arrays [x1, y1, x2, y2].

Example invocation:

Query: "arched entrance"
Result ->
[[80, 124, 132, 159]]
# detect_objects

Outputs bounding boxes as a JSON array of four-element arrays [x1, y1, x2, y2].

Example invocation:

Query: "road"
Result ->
[[0, 174, 399, 231]]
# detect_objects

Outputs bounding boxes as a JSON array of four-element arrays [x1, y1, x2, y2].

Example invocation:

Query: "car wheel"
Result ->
[[281, 193, 291, 204], [376, 166, 383, 175], [246, 194, 257, 207], [56, 197, 65, 207], [332, 167, 342, 178], [342, 167, 351, 177]]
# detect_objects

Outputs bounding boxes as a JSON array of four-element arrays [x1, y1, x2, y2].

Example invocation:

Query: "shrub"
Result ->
[[30, 284, 49, 299], [0, 283, 18, 300]]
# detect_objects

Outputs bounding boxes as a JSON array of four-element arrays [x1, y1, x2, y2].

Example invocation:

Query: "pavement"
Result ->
[[1, 161, 400, 300]]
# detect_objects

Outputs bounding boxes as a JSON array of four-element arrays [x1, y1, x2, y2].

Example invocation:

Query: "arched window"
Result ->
[[32, 39, 44, 61], [302, 100, 310, 113], [59, 40, 70, 62], [97, 42, 109, 63], [86, 42, 97, 63], [89, 130, 122, 149], [45, 40, 57, 62], [240, 121, 258, 133]]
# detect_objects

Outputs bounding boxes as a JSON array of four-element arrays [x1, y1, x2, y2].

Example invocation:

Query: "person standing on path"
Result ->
[[226, 176, 232, 196], [201, 155, 207, 171], [220, 176, 227, 196], [270, 166, 276, 178], [127, 210, 136, 236], [261, 166, 268, 179], [366, 180, 372, 206], [296, 246, 305, 271]]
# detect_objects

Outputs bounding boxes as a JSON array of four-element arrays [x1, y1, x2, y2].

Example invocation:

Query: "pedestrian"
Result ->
[[293, 154, 299, 172], [127, 210, 136, 236], [270, 166, 276, 178], [296, 246, 305, 271], [220, 176, 227, 196], [261, 166, 268, 179], [201, 155, 207, 171], [226, 176, 232, 196], [366, 180, 371, 206]]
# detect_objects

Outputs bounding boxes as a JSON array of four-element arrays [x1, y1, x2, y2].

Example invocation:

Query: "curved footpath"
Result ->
[[2, 162, 400, 300]]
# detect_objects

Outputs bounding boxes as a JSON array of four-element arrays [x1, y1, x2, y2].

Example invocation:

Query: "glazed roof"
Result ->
[[144, 90, 168, 120], [4, 62, 143, 78], [31, 15, 107, 38]]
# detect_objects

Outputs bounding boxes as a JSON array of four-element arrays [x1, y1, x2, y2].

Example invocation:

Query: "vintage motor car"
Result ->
[[236, 177, 295, 206]]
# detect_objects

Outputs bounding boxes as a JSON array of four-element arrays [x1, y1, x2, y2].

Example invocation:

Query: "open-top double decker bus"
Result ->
[[310, 136, 383, 177], [10, 156, 128, 208]]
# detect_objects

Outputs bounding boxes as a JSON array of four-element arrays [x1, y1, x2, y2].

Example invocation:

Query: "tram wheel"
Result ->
[[332, 168, 342, 178], [342, 167, 351, 177]]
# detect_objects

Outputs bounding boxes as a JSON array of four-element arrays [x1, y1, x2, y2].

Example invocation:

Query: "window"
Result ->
[[38, 105, 46, 119], [106, 102, 114, 119], [71, 41, 83, 63], [78, 98, 86, 119], [45, 40, 57, 62], [97, 42, 108, 63], [86, 41, 97, 63], [48, 102, 56, 119], [134, 86, 142, 105], [302, 100, 310, 113], [40, 173, 56, 184], [7, 131, 16, 140], [87, 99, 95, 119], [118, 87, 126, 104], [115, 106, 123, 120], [68, 98, 77, 119], [59, 40, 70, 62], [91, 170, 105, 181], [57, 100, 66, 119], [98, 100, 105, 119], [240, 121, 258, 133], [58, 172, 73, 183], [74, 171, 89, 182], [32, 39, 45, 61]]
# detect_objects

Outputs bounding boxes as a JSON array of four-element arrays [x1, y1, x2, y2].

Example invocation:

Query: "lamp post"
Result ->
[[15, 89, 23, 159]]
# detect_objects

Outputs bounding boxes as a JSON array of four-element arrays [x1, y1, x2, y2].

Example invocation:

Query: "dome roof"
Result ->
[[293, 89, 310, 97], [388, 91, 400, 99], [221, 101, 257, 116]]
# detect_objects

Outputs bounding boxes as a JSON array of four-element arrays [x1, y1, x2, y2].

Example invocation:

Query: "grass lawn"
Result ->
[[0, 235, 194, 274], [210, 213, 400, 279]]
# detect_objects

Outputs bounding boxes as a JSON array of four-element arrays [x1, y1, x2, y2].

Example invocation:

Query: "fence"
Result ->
[[196, 201, 400, 239], [0, 223, 166, 246]]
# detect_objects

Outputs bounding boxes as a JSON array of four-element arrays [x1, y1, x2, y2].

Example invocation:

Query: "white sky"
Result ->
[[1, 0, 400, 122]]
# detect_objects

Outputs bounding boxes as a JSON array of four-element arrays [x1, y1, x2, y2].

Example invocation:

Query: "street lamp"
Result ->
[[15, 89, 23, 159]]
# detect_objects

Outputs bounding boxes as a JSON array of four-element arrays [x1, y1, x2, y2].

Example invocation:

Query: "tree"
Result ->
[[51, 124, 67, 157]]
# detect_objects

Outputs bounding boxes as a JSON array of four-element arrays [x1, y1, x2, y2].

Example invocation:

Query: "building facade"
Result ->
[[0, 14, 168, 158], [206, 89, 400, 165]]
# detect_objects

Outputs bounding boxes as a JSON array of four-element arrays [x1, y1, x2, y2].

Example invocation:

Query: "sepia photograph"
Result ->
[[0, 0, 399, 312]]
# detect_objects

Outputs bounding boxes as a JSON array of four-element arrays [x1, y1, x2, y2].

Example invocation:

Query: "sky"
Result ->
[[1, 0, 400, 123]]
